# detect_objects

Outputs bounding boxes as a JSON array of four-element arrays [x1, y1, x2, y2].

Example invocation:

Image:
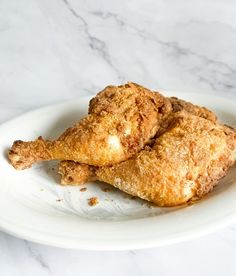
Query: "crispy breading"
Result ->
[[58, 95, 219, 186], [59, 161, 96, 185], [169, 97, 217, 122], [59, 112, 236, 206], [9, 83, 171, 169], [59, 161, 92, 185]]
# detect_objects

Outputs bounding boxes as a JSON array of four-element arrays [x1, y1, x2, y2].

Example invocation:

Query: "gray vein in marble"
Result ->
[[198, 76, 218, 91], [129, 250, 137, 256], [179, 19, 236, 35], [137, 38, 236, 92], [62, 0, 124, 81], [92, 10, 236, 92], [81, 85, 99, 95], [91, 11, 125, 27], [24, 241, 50, 272]]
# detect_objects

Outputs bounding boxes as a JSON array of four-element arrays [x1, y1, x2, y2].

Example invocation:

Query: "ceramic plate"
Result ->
[[0, 92, 235, 250]]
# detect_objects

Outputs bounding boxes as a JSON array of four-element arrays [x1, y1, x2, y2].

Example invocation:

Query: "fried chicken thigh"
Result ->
[[9, 83, 171, 170], [59, 112, 236, 206]]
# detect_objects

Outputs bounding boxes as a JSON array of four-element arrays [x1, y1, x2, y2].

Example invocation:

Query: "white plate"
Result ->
[[0, 92, 236, 250]]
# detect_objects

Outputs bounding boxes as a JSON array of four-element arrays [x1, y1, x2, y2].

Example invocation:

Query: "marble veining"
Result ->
[[62, 0, 124, 81], [0, 0, 236, 275], [24, 241, 50, 272]]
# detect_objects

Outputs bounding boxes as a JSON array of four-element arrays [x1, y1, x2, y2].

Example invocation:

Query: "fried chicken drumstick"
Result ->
[[59, 111, 236, 206], [9, 83, 171, 169]]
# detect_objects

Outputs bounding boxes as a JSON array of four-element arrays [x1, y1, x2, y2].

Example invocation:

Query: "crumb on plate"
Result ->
[[88, 197, 99, 206], [80, 187, 87, 192]]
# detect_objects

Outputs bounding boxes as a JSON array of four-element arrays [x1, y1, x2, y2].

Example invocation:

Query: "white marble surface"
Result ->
[[0, 0, 236, 275]]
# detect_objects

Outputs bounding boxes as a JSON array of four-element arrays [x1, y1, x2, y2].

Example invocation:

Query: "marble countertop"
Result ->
[[1, 0, 236, 275]]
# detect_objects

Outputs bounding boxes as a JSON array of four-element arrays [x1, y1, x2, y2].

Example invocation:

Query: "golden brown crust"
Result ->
[[58, 95, 221, 186], [95, 112, 235, 206], [59, 112, 236, 207], [88, 197, 99, 206], [169, 97, 217, 122], [9, 83, 171, 169], [8, 137, 53, 170], [9, 81, 236, 207], [57, 95, 224, 197], [59, 161, 96, 185]]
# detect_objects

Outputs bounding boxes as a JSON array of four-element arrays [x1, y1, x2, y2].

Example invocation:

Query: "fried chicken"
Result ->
[[8, 81, 235, 207], [58, 96, 218, 185], [8, 83, 171, 170], [59, 112, 236, 206], [169, 97, 217, 122]]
